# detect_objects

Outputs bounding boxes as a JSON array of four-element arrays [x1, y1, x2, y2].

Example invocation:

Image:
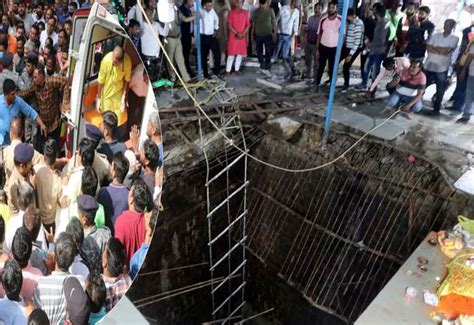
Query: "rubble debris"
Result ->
[[256, 78, 284, 91]]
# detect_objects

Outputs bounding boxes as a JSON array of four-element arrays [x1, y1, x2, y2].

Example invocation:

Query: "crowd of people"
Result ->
[[0, 1, 164, 324], [0, 113, 163, 324], [127, 0, 473, 121]]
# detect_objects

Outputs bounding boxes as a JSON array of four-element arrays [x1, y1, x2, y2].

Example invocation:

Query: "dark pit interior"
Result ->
[[127, 122, 469, 324]]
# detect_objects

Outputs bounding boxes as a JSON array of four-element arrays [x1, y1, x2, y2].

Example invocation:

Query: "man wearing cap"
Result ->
[[97, 45, 132, 140], [62, 124, 112, 186], [4, 142, 35, 212], [0, 53, 23, 93], [0, 80, 47, 146], [77, 194, 112, 254], [64, 276, 91, 325], [19, 63, 70, 153]]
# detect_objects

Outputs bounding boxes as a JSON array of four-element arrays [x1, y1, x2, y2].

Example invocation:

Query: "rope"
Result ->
[[134, 277, 232, 309], [135, 1, 402, 174], [137, 262, 208, 277]]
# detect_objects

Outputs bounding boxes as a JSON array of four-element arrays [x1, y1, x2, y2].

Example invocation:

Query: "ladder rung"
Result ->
[[207, 182, 249, 218], [208, 210, 248, 246], [210, 236, 247, 272], [212, 260, 247, 294], [223, 301, 246, 324], [212, 281, 247, 316], [206, 151, 248, 187], [220, 126, 241, 130]]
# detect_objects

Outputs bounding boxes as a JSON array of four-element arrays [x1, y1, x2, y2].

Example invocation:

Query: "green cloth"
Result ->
[[385, 10, 403, 42], [252, 7, 275, 36], [94, 204, 105, 228]]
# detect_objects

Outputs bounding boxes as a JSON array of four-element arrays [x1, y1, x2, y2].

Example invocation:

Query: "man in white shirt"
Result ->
[[424, 19, 459, 115], [4, 180, 48, 255], [39, 17, 58, 51], [200, 0, 221, 78], [133, 6, 169, 82], [273, 0, 300, 80], [137, 7, 161, 58]]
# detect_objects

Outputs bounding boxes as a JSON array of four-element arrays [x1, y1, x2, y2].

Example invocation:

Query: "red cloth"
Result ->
[[227, 9, 249, 56], [114, 210, 146, 266]]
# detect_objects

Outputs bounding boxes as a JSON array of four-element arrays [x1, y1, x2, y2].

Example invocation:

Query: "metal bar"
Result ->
[[207, 181, 249, 219], [275, 272, 350, 324], [206, 152, 248, 187], [251, 188, 403, 264], [237, 307, 274, 324], [204, 315, 241, 324], [223, 301, 246, 324], [208, 210, 248, 246], [196, 0, 202, 80], [322, 0, 350, 144], [161, 107, 301, 125], [212, 260, 247, 294], [212, 282, 247, 315], [159, 94, 327, 112], [351, 174, 443, 318], [210, 236, 247, 272]]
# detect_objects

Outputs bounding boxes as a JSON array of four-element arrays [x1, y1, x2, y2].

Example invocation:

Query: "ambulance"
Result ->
[[63, 2, 158, 155]]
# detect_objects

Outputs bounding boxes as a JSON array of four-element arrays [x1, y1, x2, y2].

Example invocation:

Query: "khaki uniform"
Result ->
[[4, 168, 28, 213], [4, 139, 43, 180], [34, 163, 63, 225], [165, 9, 191, 82]]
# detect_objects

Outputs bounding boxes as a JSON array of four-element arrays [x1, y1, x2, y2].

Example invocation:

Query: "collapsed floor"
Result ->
[[126, 107, 472, 323]]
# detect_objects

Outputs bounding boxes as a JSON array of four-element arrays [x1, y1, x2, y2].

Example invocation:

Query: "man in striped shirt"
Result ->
[[340, 8, 364, 90], [33, 233, 85, 324]]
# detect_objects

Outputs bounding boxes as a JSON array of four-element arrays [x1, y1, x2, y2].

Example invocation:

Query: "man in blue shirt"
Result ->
[[129, 208, 158, 280], [0, 79, 47, 146]]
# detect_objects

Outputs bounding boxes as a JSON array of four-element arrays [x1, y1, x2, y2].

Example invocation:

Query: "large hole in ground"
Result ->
[[127, 122, 468, 324]]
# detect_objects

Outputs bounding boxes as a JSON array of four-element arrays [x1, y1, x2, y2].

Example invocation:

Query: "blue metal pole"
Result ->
[[196, 0, 203, 80], [322, 0, 350, 144], [457, 0, 466, 21]]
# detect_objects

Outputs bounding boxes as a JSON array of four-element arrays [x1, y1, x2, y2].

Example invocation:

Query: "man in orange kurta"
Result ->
[[226, 0, 250, 74]]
